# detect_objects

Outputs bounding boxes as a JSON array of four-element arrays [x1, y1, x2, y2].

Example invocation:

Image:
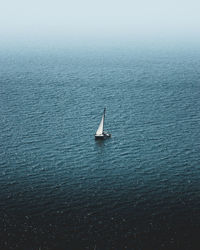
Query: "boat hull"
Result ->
[[95, 133, 111, 140]]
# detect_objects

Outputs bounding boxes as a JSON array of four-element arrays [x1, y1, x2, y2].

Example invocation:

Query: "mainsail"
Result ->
[[95, 109, 105, 135]]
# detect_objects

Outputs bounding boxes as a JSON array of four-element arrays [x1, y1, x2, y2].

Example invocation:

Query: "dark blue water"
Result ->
[[1, 48, 200, 249]]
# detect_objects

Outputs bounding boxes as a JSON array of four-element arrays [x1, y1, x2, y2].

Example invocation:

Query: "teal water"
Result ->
[[0, 48, 200, 249]]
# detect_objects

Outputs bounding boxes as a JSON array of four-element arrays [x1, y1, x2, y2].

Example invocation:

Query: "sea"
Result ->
[[0, 46, 200, 249]]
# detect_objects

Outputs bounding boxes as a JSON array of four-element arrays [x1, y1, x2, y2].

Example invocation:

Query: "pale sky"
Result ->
[[0, 0, 200, 47]]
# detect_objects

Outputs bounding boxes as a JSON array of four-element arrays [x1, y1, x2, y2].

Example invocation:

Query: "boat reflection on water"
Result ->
[[95, 139, 105, 147]]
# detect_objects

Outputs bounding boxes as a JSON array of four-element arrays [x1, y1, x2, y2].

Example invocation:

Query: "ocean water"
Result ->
[[0, 48, 200, 249]]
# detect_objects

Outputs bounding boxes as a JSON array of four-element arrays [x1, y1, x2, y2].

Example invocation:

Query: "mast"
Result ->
[[103, 108, 106, 133]]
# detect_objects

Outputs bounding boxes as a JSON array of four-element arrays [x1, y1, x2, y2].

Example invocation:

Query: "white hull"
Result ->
[[95, 133, 111, 140]]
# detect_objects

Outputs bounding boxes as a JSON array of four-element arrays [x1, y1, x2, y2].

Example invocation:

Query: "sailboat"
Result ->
[[95, 108, 111, 139]]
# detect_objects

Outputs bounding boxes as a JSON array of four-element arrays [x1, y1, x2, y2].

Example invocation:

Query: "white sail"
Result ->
[[95, 113, 104, 135]]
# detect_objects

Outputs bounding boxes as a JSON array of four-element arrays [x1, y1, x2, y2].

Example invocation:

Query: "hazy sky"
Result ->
[[0, 0, 200, 47]]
